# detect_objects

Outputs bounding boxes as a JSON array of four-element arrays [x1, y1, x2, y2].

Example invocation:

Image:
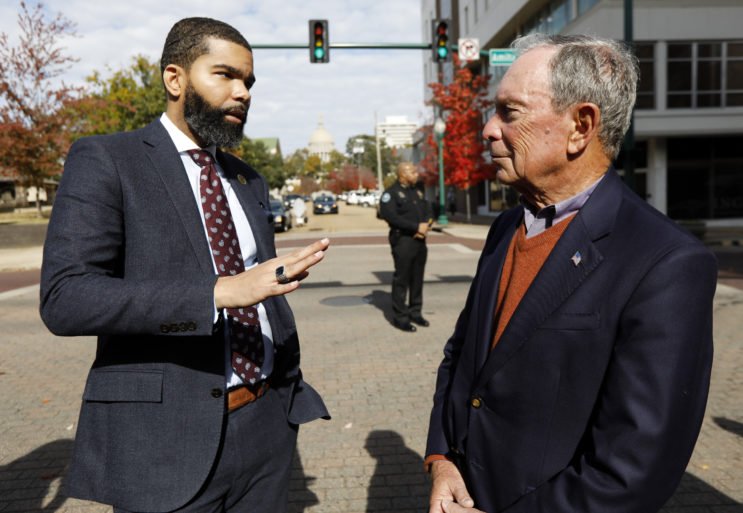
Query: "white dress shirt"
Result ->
[[159, 113, 274, 388]]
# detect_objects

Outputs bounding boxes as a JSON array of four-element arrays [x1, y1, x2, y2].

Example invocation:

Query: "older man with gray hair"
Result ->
[[425, 34, 716, 513]]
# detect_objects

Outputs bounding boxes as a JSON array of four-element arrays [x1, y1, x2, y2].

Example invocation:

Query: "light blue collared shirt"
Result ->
[[521, 174, 605, 238]]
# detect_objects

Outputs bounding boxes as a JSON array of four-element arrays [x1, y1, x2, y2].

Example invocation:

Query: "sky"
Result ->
[[0, 0, 428, 155]]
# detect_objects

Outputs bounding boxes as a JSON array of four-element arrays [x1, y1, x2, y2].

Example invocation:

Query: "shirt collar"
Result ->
[[159, 113, 217, 158], [521, 173, 605, 233]]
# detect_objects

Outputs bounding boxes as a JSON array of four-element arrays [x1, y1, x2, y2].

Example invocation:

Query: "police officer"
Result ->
[[379, 162, 432, 332]]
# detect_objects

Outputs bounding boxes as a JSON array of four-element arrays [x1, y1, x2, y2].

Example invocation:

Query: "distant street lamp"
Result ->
[[352, 139, 365, 190], [433, 116, 448, 225]]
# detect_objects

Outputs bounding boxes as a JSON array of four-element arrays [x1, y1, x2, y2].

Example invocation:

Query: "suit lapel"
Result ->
[[472, 209, 521, 369], [473, 170, 621, 388], [216, 151, 275, 263], [141, 121, 215, 275]]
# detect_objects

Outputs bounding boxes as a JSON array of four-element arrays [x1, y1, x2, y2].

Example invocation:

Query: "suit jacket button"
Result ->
[[211, 388, 223, 398], [470, 396, 483, 409]]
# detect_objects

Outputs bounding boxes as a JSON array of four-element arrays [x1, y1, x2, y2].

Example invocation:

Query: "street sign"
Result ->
[[489, 48, 517, 67], [458, 38, 480, 61]]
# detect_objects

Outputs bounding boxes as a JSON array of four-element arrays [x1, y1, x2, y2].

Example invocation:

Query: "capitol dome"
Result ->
[[308, 116, 335, 163]]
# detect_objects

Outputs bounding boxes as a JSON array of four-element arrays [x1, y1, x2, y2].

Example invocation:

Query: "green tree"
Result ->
[[67, 55, 165, 137], [284, 148, 309, 178], [344, 134, 400, 188], [230, 138, 285, 190], [0, 1, 79, 214]]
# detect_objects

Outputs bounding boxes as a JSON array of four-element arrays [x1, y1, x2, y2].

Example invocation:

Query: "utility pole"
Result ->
[[375, 112, 383, 193], [624, 0, 636, 192]]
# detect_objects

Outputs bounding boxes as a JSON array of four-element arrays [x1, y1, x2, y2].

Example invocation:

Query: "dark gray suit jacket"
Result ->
[[40, 120, 328, 512], [426, 169, 717, 512]]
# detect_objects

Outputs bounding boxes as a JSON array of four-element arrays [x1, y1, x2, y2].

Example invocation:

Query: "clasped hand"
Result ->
[[214, 238, 330, 309], [429, 460, 485, 513]]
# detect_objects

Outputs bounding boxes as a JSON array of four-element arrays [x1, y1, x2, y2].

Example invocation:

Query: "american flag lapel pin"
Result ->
[[571, 251, 582, 267]]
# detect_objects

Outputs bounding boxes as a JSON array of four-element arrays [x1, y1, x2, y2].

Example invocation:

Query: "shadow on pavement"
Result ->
[[372, 271, 394, 285], [714, 416, 743, 438], [364, 430, 427, 513], [288, 451, 319, 513], [662, 471, 742, 512], [363, 289, 394, 324], [0, 439, 73, 512]]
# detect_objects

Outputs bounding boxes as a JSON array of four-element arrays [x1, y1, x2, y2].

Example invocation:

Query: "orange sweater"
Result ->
[[424, 216, 575, 472], [492, 215, 574, 349]]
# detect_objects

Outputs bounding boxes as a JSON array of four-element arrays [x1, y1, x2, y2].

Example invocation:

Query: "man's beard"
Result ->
[[183, 84, 246, 148]]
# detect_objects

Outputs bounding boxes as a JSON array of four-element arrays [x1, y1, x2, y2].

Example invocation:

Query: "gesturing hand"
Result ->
[[214, 238, 330, 309], [429, 460, 484, 513]]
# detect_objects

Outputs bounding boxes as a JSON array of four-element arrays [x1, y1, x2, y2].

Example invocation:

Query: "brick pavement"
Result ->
[[0, 222, 741, 512]]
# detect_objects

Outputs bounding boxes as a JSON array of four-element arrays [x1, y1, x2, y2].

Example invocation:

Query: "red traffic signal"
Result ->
[[309, 19, 329, 63]]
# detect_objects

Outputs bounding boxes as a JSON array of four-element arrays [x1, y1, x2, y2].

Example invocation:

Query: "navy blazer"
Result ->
[[426, 170, 716, 512], [40, 120, 328, 512]]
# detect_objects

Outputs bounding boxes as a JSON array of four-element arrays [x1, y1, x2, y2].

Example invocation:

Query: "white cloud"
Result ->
[[0, 0, 429, 155]]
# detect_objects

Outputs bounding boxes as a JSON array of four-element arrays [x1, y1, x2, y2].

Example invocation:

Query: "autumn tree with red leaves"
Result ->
[[0, 1, 78, 214], [422, 55, 496, 216]]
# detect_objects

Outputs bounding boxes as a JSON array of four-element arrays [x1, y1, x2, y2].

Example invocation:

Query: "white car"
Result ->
[[359, 191, 380, 207]]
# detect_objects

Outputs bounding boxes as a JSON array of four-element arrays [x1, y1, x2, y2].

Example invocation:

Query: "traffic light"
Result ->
[[309, 19, 329, 63], [431, 19, 451, 62]]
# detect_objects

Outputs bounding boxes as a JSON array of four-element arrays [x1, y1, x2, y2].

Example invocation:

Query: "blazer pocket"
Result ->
[[540, 312, 600, 331], [83, 369, 164, 403]]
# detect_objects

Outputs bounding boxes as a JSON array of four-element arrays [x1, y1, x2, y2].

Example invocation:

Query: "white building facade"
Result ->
[[434, 0, 743, 222], [377, 116, 419, 148]]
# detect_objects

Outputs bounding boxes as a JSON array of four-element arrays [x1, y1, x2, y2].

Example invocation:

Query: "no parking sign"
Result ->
[[458, 38, 480, 62]]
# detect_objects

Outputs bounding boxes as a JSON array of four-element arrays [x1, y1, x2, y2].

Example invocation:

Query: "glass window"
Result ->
[[668, 61, 692, 90], [635, 43, 655, 110], [698, 43, 722, 58], [728, 43, 743, 57], [667, 94, 692, 108], [548, 0, 569, 33], [667, 136, 743, 220], [697, 61, 721, 91], [667, 41, 743, 108], [668, 44, 692, 59], [714, 164, 743, 218], [577, 0, 599, 15], [697, 93, 721, 107], [668, 166, 710, 219], [613, 141, 649, 170], [728, 61, 743, 89]]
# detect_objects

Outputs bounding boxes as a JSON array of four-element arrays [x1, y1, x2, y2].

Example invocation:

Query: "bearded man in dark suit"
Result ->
[[41, 17, 329, 513]]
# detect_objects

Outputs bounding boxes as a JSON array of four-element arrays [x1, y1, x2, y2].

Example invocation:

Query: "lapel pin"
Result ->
[[571, 251, 582, 267], [237, 174, 247, 185]]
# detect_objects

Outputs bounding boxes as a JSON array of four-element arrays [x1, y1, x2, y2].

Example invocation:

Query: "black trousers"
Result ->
[[114, 388, 297, 513], [390, 233, 427, 323]]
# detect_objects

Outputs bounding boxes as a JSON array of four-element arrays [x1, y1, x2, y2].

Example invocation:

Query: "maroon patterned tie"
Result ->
[[187, 149, 265, 384]]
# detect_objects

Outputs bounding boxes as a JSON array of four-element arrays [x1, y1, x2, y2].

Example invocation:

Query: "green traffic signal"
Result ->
[[309, 19, 329, 63], [431, 19, 451, 62]]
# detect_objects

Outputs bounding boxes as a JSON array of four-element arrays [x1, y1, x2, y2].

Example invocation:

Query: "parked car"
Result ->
[[269, 199, 292, 232], [313, 195, 339, 214], [282, 194, 304, 210], [360, 191, 380, 207]]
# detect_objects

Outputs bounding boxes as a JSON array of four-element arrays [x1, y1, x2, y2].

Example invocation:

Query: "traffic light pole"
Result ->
[[251, 43, 433, 50]]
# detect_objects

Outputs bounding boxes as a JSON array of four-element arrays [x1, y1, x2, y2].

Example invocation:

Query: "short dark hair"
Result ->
[[160, 17, 252, 76]]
